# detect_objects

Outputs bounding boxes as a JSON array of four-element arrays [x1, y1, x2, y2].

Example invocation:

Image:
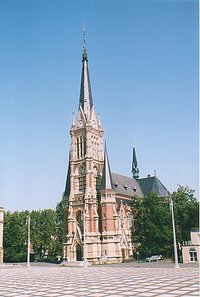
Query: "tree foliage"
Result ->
[[3, 201, 64, 263], [172, 186, 199, 242], [131, 193, 172, 258], [3, 211, 28, 262], [132, 186, 199, 259]]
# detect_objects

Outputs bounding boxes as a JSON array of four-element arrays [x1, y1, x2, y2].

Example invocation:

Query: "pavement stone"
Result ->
[[0, 264, 199, 297]]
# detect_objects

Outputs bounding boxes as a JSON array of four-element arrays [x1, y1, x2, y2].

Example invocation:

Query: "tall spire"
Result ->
[[79, 27, 93, 119], [132, 147, 139, 179], [101, 143, 114, 190]]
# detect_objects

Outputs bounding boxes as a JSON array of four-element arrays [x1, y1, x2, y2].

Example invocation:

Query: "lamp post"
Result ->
[[169, 197, 179, 269], [83, 199, 87, 268], [27, 215, 30, 267]]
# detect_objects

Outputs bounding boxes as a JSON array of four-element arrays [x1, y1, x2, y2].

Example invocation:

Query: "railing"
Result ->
[[182, 241, 192, 246]]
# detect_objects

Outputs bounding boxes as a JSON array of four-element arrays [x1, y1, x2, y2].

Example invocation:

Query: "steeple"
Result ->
[[79, 28, 93, 119], [132, 147, 139, 179], [101, 143, 114, 190], [63, 150, 71, 197]]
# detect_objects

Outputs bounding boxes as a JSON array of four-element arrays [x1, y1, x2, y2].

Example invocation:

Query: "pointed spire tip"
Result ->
[[82, 23, 88, 61]]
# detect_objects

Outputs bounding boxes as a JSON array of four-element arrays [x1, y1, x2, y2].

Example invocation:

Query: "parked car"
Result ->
[[145, 255, 163, 262]]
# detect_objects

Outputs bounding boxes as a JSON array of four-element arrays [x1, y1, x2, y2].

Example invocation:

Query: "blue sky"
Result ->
[[0, 0, 198, 211]]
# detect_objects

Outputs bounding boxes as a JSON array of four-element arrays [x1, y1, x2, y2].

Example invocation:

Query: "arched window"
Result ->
[[79, 166, 86, 192], [76, 210, 83, 234], [84, 137, 86, 156], [77, 137, 79, 159], [94, 166, 98, 191], [79, 166, 85, 175], [80, 136, 83, 158]]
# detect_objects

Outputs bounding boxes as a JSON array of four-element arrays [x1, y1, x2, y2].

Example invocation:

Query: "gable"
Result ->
[[137, 176, 170, 197]]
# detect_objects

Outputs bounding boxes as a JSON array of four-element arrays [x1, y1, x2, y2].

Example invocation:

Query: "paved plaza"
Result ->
[[0, 263, 199, 297]]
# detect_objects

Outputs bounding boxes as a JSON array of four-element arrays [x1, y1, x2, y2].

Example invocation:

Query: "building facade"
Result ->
[[62, 32, 170, 264], [182, 229, 200, 264], [0, 207, 4, 264]]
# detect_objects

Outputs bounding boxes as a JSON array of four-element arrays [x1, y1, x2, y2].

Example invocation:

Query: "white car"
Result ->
[[146, 255, 163, 262]]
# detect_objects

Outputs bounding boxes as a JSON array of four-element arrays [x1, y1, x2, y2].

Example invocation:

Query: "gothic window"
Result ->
[[79, 166, 85, 175], [79, 166, 86, 192], [94, 166, 99, 191], [76, 210, 83, 234], [77, 137, 79, 159], [120, 209, 124, 228], [84, 137, 86, 156], [79, 177, 85, 192], [92, 143, 94, 157], [80, 136, 83, 158]]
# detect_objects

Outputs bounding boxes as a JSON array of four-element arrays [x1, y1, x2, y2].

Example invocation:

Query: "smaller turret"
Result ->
[[101, 143, 114, 190], [132, 147, 139, 179]]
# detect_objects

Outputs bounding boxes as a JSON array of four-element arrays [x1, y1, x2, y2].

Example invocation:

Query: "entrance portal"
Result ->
[[76, 244, 83, 261], [121, 248, 125, 261]]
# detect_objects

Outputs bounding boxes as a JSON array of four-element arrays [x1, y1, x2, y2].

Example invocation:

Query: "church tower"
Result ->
[[62, 30, 138, 264], [62, 30, 104, 263]]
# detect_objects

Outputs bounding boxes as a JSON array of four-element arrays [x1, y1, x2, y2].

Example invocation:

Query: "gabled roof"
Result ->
[[137, 176, 171, 197], [111, 173, 144, 198]]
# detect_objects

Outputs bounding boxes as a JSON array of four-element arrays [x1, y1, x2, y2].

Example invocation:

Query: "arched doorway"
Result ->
[[76, 244, 83, 261], [121, 248, 125, 262]]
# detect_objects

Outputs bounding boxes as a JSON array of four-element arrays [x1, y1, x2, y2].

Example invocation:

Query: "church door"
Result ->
[[121, 249, 125, 262], [76, 244, 83, 261]]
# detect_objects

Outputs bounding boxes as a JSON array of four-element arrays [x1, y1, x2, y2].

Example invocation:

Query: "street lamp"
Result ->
[[169, 197, 179, 269], [26, 215, 31, 267], [83, 199, 87, 268]]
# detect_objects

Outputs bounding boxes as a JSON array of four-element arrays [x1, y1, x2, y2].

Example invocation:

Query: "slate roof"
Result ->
[[137, 176, 171, 197], [111, 173, 144, 198]]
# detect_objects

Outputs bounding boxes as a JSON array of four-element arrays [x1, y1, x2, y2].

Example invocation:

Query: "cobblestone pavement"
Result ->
[[0, 265, 199, 297]]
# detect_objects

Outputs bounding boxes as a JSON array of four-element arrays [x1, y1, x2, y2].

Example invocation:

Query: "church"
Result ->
[[62, 31, 170, 264]]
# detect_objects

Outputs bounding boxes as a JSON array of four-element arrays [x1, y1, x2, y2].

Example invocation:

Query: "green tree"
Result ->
[[132, 186, 199, 260], [54, 200, 64, 257], [172, 186, 199, 243], [131, 193, 173, 259], [30, 204, 64, 261], [3, 211, 29, 262], [3, 206, 64, 263], [31, 209, 57, 260]]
